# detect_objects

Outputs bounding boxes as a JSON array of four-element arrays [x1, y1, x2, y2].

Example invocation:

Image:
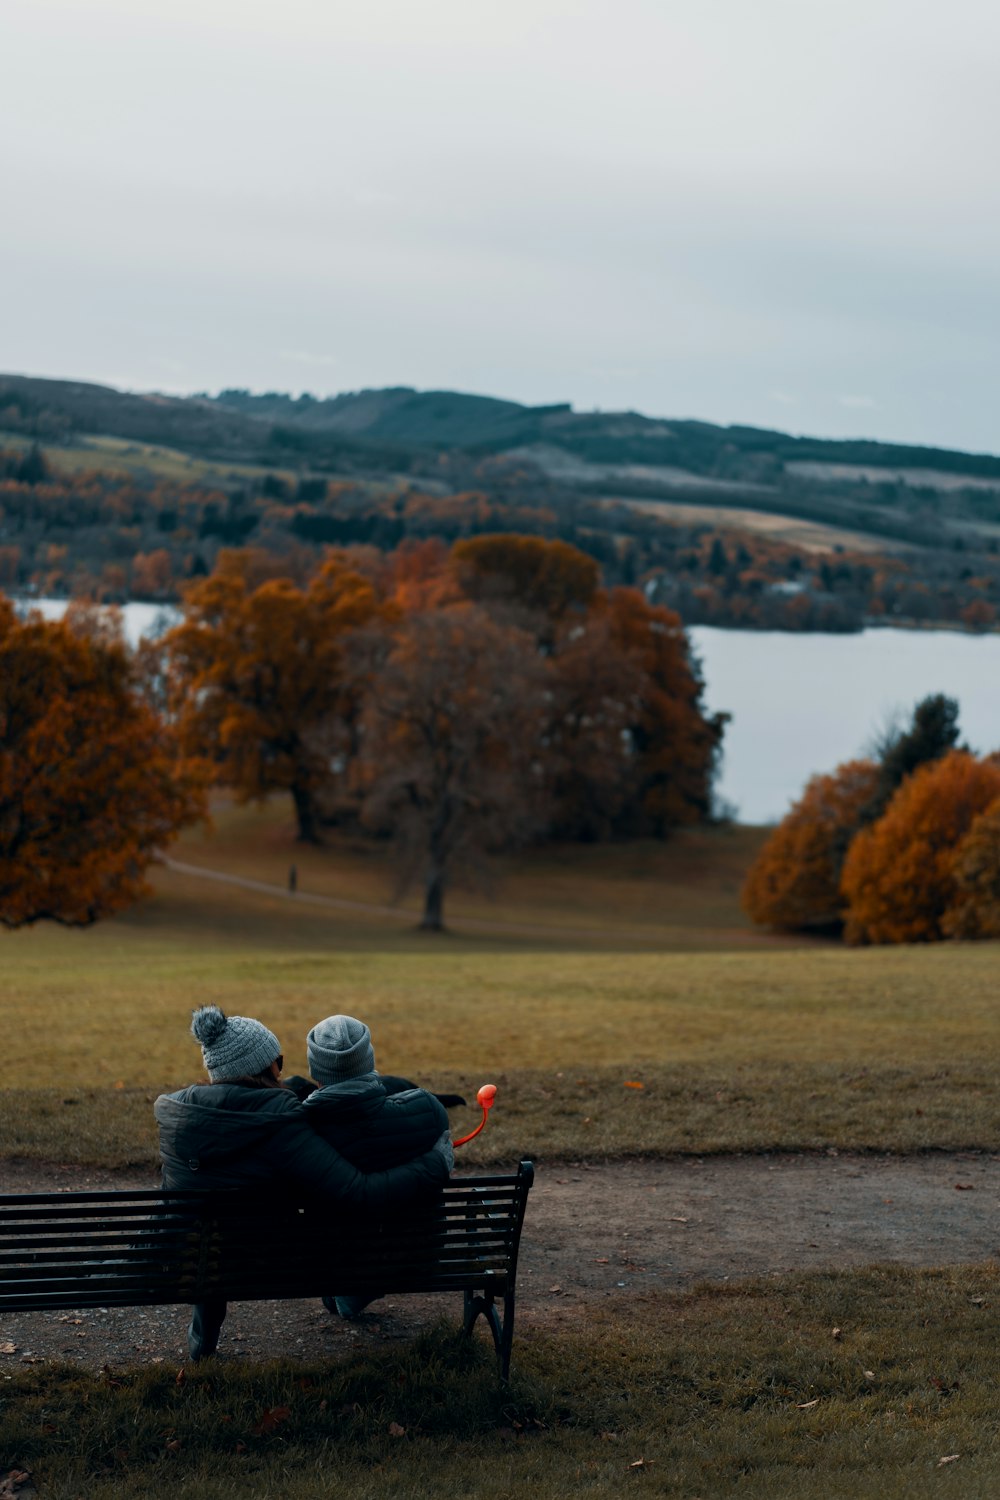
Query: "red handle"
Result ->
[[452, 1083, 497, 1147]]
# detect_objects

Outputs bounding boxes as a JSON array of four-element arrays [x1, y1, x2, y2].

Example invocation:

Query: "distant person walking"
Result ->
[[154, 1006, 453, 1360]]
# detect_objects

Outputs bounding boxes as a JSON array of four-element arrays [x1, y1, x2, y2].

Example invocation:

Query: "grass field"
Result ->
[[2, 802, 999, 1165], [4, 1266, 1000, 1498], [0, 428, 298, 487]]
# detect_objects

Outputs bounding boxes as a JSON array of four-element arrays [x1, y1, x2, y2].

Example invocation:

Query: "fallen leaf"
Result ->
[[594, 1258, 610, 1264], [937, 1455, 960, 1466], [175, 1367, 186, 1385], [954, 1183, 975, 1191], [628, 1458, 649, 1469], [235, 1441, 247, 1454], [388, 1422, 406, 1437], [0, 1343, 17, 1355], [797, 1399, 820, 1409], [549, 1285, 562, 1294], [165, 1439, 181, 1453], [253, 1405, 292, 1436], [831, 1327, 842, 1340], [600, 1431, 619, 1441], [113, 1080, 125, 1090], [668, 1216, 689, 1224], [623, 1081, 644, 1090], [863, 1370, 876, 1382]]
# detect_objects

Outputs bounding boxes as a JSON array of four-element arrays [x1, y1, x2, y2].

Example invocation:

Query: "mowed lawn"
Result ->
[[2, 803, 999, 1164]]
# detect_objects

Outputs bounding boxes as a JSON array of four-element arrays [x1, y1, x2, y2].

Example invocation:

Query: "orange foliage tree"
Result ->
[[164, 550, 385, 841], [550, 588, 726, 838], [452, 534, 600, 628], [941, 802, 1000, 939], [741, 759, 881, 931], [840, 751, 1000, 944], [0, 598, 205, 927], [600, 587, 726, 835]]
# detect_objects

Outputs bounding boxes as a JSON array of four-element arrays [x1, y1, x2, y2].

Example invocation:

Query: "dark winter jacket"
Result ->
[[300, 1076, 449, 1173], [153, 1083, 448, 1210]]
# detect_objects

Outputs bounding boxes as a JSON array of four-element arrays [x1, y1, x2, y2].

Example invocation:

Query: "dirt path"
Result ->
[[2, 1154, 997, 1371]]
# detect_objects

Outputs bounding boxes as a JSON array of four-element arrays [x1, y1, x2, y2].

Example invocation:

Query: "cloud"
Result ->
[[837, 394, 877, 409], [768, 389, 797, 405]]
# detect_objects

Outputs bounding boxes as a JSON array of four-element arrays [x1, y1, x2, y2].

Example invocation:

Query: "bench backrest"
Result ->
[[0, 1161, 534, 1312]]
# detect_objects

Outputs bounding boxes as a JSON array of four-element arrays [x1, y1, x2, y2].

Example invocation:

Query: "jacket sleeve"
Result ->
[[267, 1094, 448, 1209]]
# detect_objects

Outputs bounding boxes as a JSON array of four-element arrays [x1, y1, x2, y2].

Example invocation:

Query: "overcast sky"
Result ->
[[4, 0, 999, 450]]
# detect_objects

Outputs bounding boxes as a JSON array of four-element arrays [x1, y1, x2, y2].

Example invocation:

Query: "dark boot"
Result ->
[[187, 1297, 227, 1360]]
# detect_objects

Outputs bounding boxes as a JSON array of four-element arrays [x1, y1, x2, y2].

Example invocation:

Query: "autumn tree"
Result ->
[[743, 694, 964, 934], [601, 588, 726, 835], [840, 751, 1000, 944], [360, 605, 547, 930], [943, 802, 1000, 939], [861, 692, 961, 826], [741, 759, 881, 931], [164, 550, 384, 841], [452, 534, 600, 628], [0, 598, 205, 927], [545, 612, 646, 839]]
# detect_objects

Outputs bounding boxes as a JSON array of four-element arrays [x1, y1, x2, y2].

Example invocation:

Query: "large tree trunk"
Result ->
[[291, 782, 320, 844], [421, 864, 446, 931]]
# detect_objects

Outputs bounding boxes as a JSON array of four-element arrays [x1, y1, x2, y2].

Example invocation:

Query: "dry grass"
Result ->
[[4, 1265, 1000, 1498], [172, 797, 772, 941], [1, 803, 999, 1162]]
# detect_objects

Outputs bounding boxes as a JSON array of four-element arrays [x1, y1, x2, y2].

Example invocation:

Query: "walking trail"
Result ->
[[1, 1152, 996, 1372]]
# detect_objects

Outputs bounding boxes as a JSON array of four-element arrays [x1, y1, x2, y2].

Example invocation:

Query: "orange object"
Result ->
[[453, 1083, 497, 1147]]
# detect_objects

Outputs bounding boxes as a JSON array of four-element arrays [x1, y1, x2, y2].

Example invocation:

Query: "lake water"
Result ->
[[690, 625, 1000, 823], [15, 597, 1000, 826]]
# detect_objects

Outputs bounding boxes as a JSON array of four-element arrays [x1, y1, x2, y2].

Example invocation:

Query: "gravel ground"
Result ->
[[2, 1152, 997, 1372]]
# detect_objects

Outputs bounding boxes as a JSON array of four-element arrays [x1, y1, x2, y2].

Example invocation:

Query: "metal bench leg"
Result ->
[[463, 1287, 514, 1381]]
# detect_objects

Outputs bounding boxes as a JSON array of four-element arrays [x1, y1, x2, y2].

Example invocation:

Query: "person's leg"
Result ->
[[322, 1292, 381, 1319], [188, 1297, 227, 1359]]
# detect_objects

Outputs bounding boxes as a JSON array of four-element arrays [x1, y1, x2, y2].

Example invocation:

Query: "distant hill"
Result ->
[[5, 371, 1000, 634], [3, 372, 1000, 485]]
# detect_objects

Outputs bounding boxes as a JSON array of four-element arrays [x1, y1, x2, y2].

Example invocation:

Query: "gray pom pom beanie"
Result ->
[[191, 1005, 281, 1082], [307, 1015, 376, 1086]]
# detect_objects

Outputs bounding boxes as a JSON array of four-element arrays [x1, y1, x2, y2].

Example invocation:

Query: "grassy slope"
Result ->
[[2, 802, 998, 1165]]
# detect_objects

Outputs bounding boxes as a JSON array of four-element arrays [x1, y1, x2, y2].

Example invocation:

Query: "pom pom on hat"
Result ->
[[191, 1005, 281, 1082]]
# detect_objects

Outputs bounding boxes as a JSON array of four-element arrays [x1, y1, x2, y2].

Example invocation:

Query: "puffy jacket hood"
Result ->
[[154, 1085, 303, 1174]]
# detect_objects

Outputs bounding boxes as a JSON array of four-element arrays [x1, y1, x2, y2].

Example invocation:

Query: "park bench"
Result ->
[[0, 1159, 534, 1380]]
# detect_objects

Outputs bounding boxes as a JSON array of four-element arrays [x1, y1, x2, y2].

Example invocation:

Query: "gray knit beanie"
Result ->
[[191, 1005, 281, 1082], [307, 1015, 376, 1086]]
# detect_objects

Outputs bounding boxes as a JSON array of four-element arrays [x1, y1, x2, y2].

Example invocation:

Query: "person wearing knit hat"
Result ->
[[192, 1005, 282, 1083], [307, 1015, 376, 1085], [294, 1012, 452, 1321], [153, 1005, 455, 1362]]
